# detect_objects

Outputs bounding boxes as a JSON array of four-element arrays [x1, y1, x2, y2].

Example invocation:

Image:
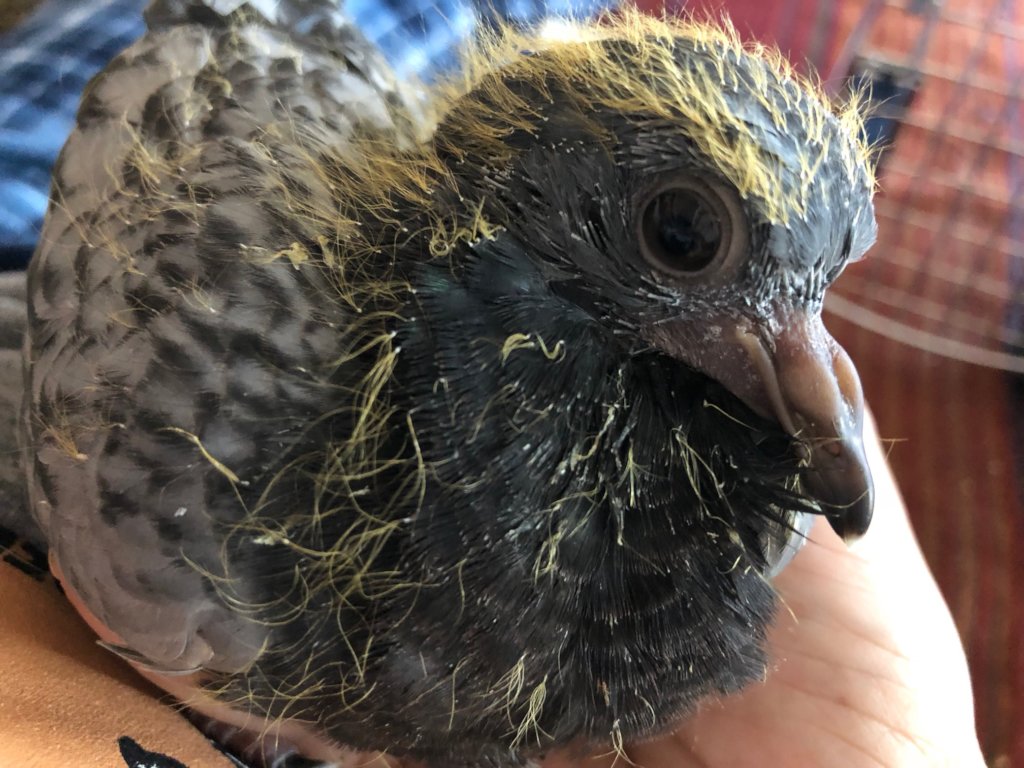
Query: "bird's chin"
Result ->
[[763, 511, 815, 580]]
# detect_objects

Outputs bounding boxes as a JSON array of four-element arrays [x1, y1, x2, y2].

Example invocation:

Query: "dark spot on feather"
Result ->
[[194, 390, 221, 428], [145, 232, 191, 263], [126, 284, 174, 317], [132, 407, 172, 436], [152, 254, 194, 286], [99, 486, 139, 526], [227, 330, 291, 373], [152, 335, 198, 373], [177, 314, 226, 359], [185, 183, 215, 204], [35, 260, 66, 309], [202, 211, 249, 256], [156, 516, 183, 543], [75, 85, 114, 125]]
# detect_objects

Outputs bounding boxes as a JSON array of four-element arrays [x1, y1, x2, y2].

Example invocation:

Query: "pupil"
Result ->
[[644, 189, 721, 272]]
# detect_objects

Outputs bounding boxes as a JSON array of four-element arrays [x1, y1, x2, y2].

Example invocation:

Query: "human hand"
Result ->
[[541, 414, 986, 768]]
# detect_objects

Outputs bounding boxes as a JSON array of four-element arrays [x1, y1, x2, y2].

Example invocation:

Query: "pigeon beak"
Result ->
[[732, 309, 873, 541]]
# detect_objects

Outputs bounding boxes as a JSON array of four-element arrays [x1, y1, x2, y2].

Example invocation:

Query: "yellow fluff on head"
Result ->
[[299, 5, 875, 278], [434, 6, 874, 226], [268, 6, 875, 290]]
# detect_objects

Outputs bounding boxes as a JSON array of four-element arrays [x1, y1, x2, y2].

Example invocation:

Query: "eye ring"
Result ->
[[635, 177, 746, 279]]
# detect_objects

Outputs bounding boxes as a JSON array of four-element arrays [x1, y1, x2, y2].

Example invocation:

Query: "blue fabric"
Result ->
[[0, 0, 148, 266], [0, 0, 612, 269]]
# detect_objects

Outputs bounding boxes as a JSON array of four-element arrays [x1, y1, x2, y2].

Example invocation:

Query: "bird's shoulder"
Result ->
[[21, 1, 430, 676], [26, 0, 427, 416]]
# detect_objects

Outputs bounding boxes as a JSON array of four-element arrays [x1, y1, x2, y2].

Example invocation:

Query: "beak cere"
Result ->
[[734, 310, 874, 541]]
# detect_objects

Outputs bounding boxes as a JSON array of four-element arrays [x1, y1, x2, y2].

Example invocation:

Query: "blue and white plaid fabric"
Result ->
[[0, 0, 148, 267], [0, 0, 613, 269]]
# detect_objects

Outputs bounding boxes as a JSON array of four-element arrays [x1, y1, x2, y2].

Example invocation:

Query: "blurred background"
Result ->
[[1, 0, 1021, 765]]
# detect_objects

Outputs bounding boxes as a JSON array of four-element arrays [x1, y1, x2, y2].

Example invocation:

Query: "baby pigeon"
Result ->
[[21, 2, 877, 766]]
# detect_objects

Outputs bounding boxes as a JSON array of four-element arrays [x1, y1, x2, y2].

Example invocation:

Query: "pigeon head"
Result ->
[[422, 13, 878, 543]]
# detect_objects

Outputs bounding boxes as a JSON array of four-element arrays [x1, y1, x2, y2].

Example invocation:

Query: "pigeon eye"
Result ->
[[636, 179, 742, 277]]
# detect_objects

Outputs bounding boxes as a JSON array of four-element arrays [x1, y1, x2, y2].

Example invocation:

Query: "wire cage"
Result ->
[[819, 0, 1024, 373]]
